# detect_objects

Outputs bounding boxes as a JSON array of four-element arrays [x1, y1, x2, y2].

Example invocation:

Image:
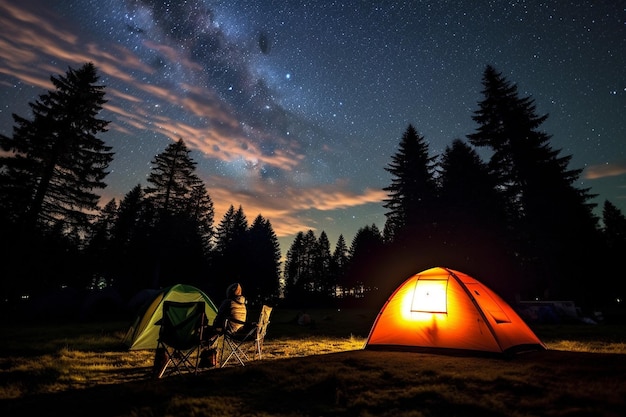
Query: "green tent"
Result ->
[[123, 284, 218, 350]]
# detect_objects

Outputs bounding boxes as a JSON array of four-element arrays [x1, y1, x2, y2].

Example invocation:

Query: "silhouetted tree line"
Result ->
[[376, 66, 625, 311], [1, 63, 625, 320], [0, 63, 282, 318], [283, 65, 626, 312]]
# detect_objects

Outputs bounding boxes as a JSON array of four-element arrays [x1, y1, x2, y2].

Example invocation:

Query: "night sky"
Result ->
[[1, 1, 624, 252]]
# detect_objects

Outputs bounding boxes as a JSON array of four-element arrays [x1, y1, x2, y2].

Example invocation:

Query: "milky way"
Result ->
[[0, 0, 624, 252]]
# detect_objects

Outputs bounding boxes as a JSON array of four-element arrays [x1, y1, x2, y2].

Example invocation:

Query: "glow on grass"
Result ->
[[547, 340, 626, 353], [263, 336, 366, 358]]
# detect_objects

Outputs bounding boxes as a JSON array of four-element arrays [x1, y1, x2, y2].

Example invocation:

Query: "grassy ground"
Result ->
[[1, 307, 625, 416]]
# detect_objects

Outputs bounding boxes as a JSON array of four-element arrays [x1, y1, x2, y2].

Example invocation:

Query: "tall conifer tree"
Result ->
[[438, 139, 513, 295], [382, 124, 438, 241], [186, 181, 215, 256], [110, 184, 154, 294], [143, 138, 213, 287], [247, 214, 281, 304], [468, 65, 600, 302], [144, 138, 199, 216], [602, 200, 626, 305], [283, 230, 318, 304], [283, 231, 305, 302], [331, 234, 349, 297], [315, 231, 333, 299], [0, 62, 112, 296], [0, 62, 112, 232], [212, 205, 249, 294], [344, 224, 384, 298], [603, 200, 626, 251]]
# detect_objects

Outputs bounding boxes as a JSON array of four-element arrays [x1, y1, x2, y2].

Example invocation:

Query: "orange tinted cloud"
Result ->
[[0, 3, 149, 89], [202, 176, 385, 237], [585, 163, 626, 179], [98, 179, 384, 238], [0, 3, 305, 173], [2, 3, 385, 241]]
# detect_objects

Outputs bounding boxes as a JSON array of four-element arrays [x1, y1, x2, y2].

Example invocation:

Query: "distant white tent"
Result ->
[[123, 284, 218, 350]]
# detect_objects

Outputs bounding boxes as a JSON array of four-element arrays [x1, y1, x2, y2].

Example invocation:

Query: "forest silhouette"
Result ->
[[1, 62, 625, 321]]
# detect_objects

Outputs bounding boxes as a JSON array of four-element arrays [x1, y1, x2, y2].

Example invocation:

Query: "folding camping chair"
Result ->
[[219, 304, 273, 368], [153, 301, 206, 379]]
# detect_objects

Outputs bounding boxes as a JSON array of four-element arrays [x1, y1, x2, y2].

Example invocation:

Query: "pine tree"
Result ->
[[603, 200, 626, 251], [144, 138, 199, 216], [111, 185, 155, 294], [186, 181, 215, 256], [438, 139, 514, 295], [214, 205, 248, 256], [0, 62, 112, 232], [112, 185, 149, 250], [247, 214, 281, 305], [283, 230, 318, 304], [0, 62, 112, 296], [84, 198, 118, 280], [383, 124, 438, 241], [602, 200, 626, 306], [468, 65, 600, 302], [212, 205, 249, 294], [300, 230, 319, 294], [315, 231, 333, 300], [439, 139, 504, 225], [143, 138, 213, 287], [283, 231, 305, 302], [344, 224, 384, 298], [331, 234, 349, 297]]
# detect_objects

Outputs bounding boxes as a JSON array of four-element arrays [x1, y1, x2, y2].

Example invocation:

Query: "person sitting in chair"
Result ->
[[199, 282, 248, 368], [213, 282, 248, 334]]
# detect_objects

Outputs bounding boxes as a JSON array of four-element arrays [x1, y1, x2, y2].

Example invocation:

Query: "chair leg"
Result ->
[[217, 335, 226, 367], [155, 347, 177, 379], [256, 338, 262, 360], [158, 356, 173, 379], [152, 347, 168, 379], [220, 338, 237, 367], [154, 345, 203, 378], [220, 336, 249, 367]]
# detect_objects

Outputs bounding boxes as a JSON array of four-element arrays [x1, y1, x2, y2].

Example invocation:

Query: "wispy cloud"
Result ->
[[0, 2, 387, 241], [0, 3, 304, 168], [98, 175, 385, 238], [196, 176, 386, 237], [584, 163, 626, 180]]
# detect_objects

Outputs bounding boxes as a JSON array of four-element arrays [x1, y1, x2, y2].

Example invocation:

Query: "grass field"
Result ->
[[1, 307, 625, 416]]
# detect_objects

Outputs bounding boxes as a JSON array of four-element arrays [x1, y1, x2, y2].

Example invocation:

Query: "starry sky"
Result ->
[[1, 0, 625, 253]]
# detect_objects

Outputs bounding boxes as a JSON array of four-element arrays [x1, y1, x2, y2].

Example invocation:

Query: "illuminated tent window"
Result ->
[[411, 278, 448, 313]]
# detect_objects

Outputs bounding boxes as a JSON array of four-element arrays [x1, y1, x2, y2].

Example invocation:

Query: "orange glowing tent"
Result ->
[[365, 266, 546, 354]]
